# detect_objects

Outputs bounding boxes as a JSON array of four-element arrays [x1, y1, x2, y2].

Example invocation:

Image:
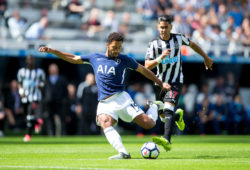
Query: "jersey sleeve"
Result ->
[[80, 53, 95, 63], [145, 41, 155, 60], [17, 68, 23, 83], [125, 55, 139, 70], [181, 34, 191, 46]]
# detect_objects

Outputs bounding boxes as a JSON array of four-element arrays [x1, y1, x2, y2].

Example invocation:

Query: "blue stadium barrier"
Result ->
[[0, 49, 249, 63]]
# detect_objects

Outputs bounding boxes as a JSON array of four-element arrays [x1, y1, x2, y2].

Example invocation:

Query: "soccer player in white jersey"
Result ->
[[39, 32, 171, 159], [145, 15, 213, 151]]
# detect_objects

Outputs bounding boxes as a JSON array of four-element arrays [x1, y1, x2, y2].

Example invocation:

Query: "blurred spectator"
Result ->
[[212, 76, 225, 95], [41, 8, 48, 17], [0, 0, 7, 17], [81, 8, 103, 38], [83, 0, 97, 10], [7, 10, 27, 40], [25, 17, 48, 40], [136, 0, 158, 21], [207, 7, 218, 25], [65, 0, 85, 21], [77, 73, 99, 135], [191, 25, 211, 53], [180, 2, 196, 23], [226, 95, 247, 134], [196, 82, 211, 105], [213, 94, 227, 134], [65, 83, 81, 135], [156, 0, 172, 16], [228, 26, 247, 56], [247, 105, 250, 134], [241, 17, 250, 46], [0, 0, 7, 38], [172, 14, 191, 36], [52, 0, 64, 11], [224, 72, 237, 104], [223, 26, 233, 45], [117, 12, 132, 37], [221, 16, 235, 32], [3, 80, 24, 130], [0, 96, 4, 137], [114, 0, 125, 11], [228, 3, 244, 27], [217, 4, 228, 24], [183, 84, 198, 126], [101, 10, 116, 30], [44, 63, 68, 136], [210, 25, 222, 43], [197, 97, 218, 135]]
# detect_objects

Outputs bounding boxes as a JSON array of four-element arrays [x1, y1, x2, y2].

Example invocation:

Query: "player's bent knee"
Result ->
[[97, 114, 115, 129]]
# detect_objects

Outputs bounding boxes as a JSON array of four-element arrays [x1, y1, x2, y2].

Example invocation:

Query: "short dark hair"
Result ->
[[107, 32, 124, 43], [158, 15, 173, 24]]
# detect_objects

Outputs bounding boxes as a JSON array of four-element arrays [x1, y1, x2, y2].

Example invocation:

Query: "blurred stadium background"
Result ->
[[0, 0, 249, 137]]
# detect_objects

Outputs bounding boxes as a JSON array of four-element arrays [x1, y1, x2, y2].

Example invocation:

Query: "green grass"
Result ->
[[0, 135, 250, 170]]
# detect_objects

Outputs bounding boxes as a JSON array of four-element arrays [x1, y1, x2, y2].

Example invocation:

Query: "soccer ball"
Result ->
[[141, 142, 160, 159]]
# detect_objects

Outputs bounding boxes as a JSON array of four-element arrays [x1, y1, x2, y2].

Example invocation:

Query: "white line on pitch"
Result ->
[[0, 165, 133, 170]]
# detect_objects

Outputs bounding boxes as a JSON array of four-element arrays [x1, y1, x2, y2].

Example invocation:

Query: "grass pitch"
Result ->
[[0, 135, 250, 170]]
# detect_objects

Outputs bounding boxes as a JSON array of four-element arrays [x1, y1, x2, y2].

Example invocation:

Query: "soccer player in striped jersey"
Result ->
[[145, 15, 213, 151], [17, 55, 45, 142], [39, 32, 171, 159]]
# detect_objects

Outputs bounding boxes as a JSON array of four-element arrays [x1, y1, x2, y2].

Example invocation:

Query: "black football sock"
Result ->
[[26, 115, 36, 135], [174, 112, 180, 122], [163, 109, 175, 143]]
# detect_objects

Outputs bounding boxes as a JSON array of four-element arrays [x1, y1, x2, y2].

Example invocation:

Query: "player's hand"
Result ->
[[160, 49, 171, 59], [162, 83, 171, 91], [204, 57, 213, 70], [39, 46, 52, 53]]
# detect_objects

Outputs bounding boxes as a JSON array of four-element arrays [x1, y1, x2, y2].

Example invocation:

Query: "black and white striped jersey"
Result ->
[[145, 33, 190, 85], [17, 67, 46, 103]]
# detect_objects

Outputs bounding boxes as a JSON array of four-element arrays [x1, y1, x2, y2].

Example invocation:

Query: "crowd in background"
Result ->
[[0, 0, 249, 136], [0, 61, 100, 137], [0, 59, 249, 137], [0, 0, 249, 56]]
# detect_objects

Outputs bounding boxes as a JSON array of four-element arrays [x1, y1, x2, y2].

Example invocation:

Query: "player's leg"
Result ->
[[133, 113, 155, 129], [23, 103, 32, 142], [96, 93, 133, 159], [163, 102, 176, 143], [24, 102, 42, 142], [97, 113, 131, 159], [34, 102, 43, 134], [152, 83, 184, 151]]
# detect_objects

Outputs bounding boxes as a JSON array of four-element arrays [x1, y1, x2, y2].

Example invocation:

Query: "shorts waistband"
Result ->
[[101, 92, 122, 102]]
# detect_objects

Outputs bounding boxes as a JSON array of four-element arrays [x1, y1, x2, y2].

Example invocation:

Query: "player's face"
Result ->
[[158, 21, 172, 40], [107, 41, 122, 58], [26, 55, 35, 68]]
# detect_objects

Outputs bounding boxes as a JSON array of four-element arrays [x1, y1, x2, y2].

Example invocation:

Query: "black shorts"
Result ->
[[154, 82, 183, 105], [22, 102, 40, 115]]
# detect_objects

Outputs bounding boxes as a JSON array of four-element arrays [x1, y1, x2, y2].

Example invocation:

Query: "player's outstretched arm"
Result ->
[[189, 41, 213, 70], [136, 64, 171, 91], [39, 46, 83, 64]]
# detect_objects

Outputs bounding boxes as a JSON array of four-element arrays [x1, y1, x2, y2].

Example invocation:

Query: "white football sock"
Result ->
[[104, 126, 128, 154], [146, 104, 158, 123]]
